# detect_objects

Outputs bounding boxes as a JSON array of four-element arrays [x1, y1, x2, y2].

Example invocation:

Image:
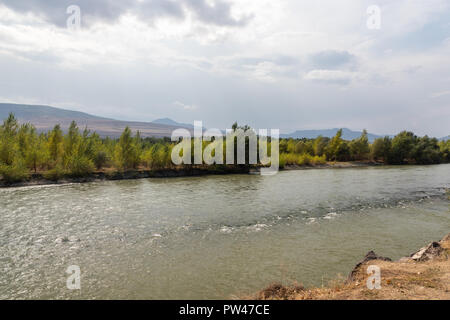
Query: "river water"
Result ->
[[0, 164, 449, 299]]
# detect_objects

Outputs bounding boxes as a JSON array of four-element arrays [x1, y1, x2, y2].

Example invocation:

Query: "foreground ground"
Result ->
[[250, 233, 450, 300]]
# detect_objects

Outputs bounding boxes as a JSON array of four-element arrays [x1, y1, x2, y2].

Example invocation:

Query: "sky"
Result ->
[[0, 0, 449, 137]]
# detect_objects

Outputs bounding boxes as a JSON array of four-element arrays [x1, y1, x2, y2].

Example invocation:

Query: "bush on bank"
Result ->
[[0, 114, 449, 182]]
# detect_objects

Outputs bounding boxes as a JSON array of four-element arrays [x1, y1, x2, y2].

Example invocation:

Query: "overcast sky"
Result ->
[[0, 0, 449, 136]]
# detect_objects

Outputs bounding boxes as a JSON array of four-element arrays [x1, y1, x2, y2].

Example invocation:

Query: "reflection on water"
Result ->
[[0, 164, 449, 299]]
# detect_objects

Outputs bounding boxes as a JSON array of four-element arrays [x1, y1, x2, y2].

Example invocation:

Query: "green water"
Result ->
[[0, 164, 449, 299]]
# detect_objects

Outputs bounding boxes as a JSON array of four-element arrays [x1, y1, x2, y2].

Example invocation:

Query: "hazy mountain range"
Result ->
[[0, 103, 448, 141], [0, 103, 192, 138]]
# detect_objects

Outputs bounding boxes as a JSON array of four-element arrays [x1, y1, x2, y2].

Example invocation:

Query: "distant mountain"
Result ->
[[281, 128, 386, 142], [2, 103, 440, 141], [0, 103, 110, 122], [440, 135, 450, 141], [0, 103, 192, 138], [151, 118, 194, 129]]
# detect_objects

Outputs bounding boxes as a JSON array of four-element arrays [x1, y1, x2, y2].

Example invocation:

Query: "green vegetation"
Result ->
[[278, 128, 449, 167], [0, 113, 448, 183]]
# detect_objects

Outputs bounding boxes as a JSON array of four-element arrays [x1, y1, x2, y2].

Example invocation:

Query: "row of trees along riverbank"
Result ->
[[0, 113, 449, 183]]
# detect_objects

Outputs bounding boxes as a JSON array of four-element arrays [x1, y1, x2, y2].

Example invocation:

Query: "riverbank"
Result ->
[[283, 160, 383, 170], [0, 165, 251, 188], [0, 161, 386, 188], [251, 233, 450, 300]]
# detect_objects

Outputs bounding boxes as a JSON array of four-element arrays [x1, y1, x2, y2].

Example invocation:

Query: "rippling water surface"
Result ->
[[0, 164, 449, 299]]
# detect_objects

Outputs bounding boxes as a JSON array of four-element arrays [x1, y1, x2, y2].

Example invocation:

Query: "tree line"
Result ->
[[279, 129, 450, 167], [0, 113, 449, 182]]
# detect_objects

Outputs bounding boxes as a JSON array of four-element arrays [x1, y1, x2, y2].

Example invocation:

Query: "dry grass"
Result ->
[[248, 233, 450, 300]]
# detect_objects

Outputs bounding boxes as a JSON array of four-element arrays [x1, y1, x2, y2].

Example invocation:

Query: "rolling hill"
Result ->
[[0, 103, 192, 138], [1, 103, 446, 141]]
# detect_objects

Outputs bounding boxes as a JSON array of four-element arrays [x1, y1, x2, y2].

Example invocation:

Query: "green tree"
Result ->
[[335, 141, 351, 161], [0, 113, 19, 166], [0, 114, 29, 182], [64, 121, 80, 159], [349, 130, 370, 160], [325, 129, 344, 161], [48, 124, 64, 165], [371, 136, 392, 161], [313, 136, 328, 156], [412, 136, 441, 164], [389, 131, 416, 164], [439, 140, 450, 162], [114, 127, 140, 170], [295, 140, 314, 155]]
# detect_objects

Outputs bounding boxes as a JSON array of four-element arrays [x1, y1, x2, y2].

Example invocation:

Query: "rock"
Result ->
[[410, 242, 443, 262], [54, 236, 69, 243], [68, 236, 80, 242], [347, 251, 392, 282], [256, 283, 304, 300], [54, 236, 78, 244]]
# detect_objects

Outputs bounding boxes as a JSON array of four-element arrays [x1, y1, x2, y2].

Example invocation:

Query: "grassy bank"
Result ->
[[250, 233, 450, 300]]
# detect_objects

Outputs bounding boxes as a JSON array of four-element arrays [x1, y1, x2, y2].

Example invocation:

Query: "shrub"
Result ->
[[43, 164, 66, 181], [0, 162, 29, 183], [311, 155, 327, 165], [93, 151, 109, 170], [279, 153, 287, 168], [67, 155, 95, 177]]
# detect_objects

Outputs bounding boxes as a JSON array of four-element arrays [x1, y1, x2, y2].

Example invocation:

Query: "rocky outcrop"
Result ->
[[409, 241, 444, 262], [347, 251, 392, 281]]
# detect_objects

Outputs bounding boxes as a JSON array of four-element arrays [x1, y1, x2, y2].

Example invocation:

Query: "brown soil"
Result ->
[[249, 233, 450, 300]]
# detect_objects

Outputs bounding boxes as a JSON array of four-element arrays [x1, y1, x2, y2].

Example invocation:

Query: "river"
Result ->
[[0, 164, 449, 299]]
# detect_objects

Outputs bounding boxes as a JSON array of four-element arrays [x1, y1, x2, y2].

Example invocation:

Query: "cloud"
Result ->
[[184, 0, 253, 26], [213, 55, 301, 82], [430, 90, 450, 98], [304, 70, 360, 85], [309, 50, 357, 70], [174, 101, 198, 111], [0, 0, 449, 137], [0, 0, 251, 28]]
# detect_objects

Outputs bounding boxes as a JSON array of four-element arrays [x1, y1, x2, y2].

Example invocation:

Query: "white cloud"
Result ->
[[431, 90, 450, 98], [0, 1, 449, 136], [174, 101, 198, 111], [304, 70, 361, 85]]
